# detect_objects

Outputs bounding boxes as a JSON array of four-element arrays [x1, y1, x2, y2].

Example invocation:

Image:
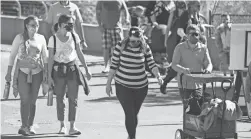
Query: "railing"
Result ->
[[1, 0, 47, 19], [209, 12, 251, 37], [19, 1, 47, 19], [1, 0, 21, 17]]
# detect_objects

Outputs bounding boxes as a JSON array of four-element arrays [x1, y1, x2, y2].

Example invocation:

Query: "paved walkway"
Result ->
[[1, 44, 250, 139]]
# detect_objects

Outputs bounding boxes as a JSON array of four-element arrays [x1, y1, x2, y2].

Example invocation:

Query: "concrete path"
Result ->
[[1, 44, 250, 139]]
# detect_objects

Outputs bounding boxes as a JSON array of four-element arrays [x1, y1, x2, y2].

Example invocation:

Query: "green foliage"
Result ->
[[214, 1, 251, 15], [3, 1, 251, 25], [44, 1, 98, 24]]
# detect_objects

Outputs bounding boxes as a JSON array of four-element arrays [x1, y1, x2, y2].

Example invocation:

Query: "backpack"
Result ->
[[53, 32, 76, 55]]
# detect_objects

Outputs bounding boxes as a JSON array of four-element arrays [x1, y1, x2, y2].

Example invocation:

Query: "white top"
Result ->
[[48, 32, 80, 63], [8, 33, 48, 75]]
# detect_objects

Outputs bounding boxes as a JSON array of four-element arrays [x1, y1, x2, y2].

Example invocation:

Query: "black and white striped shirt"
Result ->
[[110, 43, 157, 89]]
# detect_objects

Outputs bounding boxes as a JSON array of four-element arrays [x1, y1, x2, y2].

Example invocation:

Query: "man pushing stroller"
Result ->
[[171, 24, 213, 101]]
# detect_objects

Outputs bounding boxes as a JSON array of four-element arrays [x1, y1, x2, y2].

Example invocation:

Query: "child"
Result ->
[[130, 5, 153, 43], [12, 41, 43, 97], [130, 6, 145, 27]]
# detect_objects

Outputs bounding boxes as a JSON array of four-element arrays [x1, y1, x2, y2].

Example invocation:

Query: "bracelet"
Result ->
[[80, 40, 85, 44]]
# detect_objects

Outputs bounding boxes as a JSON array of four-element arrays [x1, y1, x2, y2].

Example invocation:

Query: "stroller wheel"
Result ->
[[175, 129, 183, 139]]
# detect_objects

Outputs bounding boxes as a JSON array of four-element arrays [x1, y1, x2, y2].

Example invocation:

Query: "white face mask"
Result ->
[[27, 27, 36, 34]]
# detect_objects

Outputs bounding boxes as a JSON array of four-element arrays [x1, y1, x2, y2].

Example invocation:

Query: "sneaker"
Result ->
[[69, 128, 81, 135], [160, 84, 167, 94], [102, 68, 109, 73], [58, 126, 67, 134], [18, 126, 30, 136], [28, 126, 36, 135]]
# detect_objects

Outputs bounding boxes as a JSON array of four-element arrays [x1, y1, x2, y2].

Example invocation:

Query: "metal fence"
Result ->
[[210, 13, 251, 36], [19, 1, 47, 19], [1, 1, 47, 19], [1, 1, 21, 17]]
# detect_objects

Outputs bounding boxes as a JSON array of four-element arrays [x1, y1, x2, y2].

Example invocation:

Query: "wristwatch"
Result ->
[[80, 40, 85, 44]]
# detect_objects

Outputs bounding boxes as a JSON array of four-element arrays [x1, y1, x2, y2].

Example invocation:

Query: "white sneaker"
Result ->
[[69, 127, 81, 135], [28, 126, 36, 135], [58, 126, 67, 134], [102, 67, 110, 73]]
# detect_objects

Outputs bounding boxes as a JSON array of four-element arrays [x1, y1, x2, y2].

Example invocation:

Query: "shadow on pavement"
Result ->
[[86, 92, 182, 107], [90, 73, 108, 78], [140, 123, 182, 127], [238, 136, 251, 139], [237, 117, 251, 123], [1, 96, 47, 102], [85, 61, 104, 67], [1, 133, 79, 139]]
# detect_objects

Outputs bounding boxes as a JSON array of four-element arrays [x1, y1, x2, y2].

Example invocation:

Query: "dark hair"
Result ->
[[187, 0, 200, 7], [129, 26, 143, 38], [23, 15, 38, 52], [186, 24, 200, 34], [187, 1, 200, 24], [128, 26, 147, 53], [221, 14, 230, 18], [54, 23, 59, 32], [57, 14, 74, 27], [175, 0, 186, 9]]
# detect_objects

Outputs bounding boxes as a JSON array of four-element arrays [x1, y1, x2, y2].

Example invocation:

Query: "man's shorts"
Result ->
[[219, 52, 230, 72], [102, 28, 123, 50]]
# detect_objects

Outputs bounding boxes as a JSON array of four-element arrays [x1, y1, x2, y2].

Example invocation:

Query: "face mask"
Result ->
[[65, 24, 73, 32], [129, 40, 141, 47], [188, 32, 200, 44], [189, 36, 199, 44], [27, 27, 36, 34], [60, 0, 69, 5]]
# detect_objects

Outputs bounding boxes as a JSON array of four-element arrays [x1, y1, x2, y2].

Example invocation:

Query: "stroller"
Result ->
[[175, 73, 239, 139]]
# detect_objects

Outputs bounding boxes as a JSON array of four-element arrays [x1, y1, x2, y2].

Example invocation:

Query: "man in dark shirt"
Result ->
[[145, 0, 175, 52]]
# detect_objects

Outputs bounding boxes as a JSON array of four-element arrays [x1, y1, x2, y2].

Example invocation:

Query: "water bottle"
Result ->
[[3, 82, 11, 99], [42, 83, 49, 96], [47, 87, 54, 106], [13, 88, 19, 98]]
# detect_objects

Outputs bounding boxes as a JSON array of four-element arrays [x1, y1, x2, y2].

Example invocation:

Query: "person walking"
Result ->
[[145, 0, 175, 53], [215, 14, 234, 76], [5, 15, 48, 136], [46, 0, 88, 50], [160, 0, 203, 94], [172, 24, 213, 100], [47, 14, 91, 135], [106, 27, 163, 139], [96, 0, 130, 73]]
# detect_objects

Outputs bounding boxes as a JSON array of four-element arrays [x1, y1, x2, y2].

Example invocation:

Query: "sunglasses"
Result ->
[[130, 40, 141, 43], [28, 24, 39, 28], [189, 32, 199, 37], [194, 4, 200, 9], [63, 22, 74, 26]]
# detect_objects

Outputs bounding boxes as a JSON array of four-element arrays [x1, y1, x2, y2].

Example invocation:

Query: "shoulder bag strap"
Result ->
[[71, 32, 77, 49], [53, 35, 56, 55]]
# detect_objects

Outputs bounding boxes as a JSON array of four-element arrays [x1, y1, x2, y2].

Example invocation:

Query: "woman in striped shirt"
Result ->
[[106, 27, 163, 139]]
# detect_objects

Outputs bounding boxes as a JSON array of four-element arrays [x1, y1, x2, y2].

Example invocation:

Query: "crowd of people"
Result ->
[[4, 0, 249, 139]]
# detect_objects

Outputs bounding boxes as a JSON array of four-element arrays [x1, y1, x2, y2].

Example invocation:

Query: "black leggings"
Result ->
[[115, 83, 148, 139]]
